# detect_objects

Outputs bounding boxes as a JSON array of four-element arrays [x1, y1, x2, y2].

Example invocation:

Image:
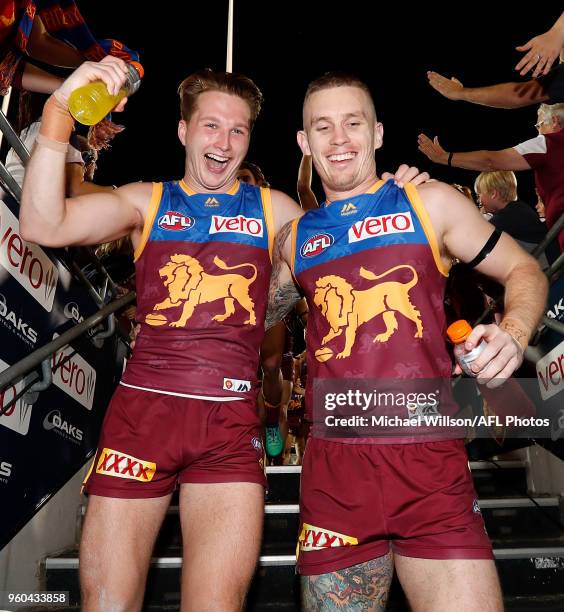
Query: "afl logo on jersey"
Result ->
[[158, 211, 195, 231], [300, 233, 334, 258]]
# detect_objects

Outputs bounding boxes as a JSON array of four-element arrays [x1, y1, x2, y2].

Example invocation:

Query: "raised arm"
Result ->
[[515, 12, 564, 77], [417, 134, 531, 172], [265, 221, 303, 330], [19, 57, 148, 248], [426, 70, 549, 109]]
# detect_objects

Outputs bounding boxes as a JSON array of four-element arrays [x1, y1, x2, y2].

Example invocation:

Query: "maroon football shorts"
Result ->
[[83, 385, 266, 498], [297, 437, 492, 576]]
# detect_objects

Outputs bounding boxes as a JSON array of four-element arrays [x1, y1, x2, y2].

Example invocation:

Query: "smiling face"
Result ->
[[298, 85, 382, 201], [178, 91, 251, 193]]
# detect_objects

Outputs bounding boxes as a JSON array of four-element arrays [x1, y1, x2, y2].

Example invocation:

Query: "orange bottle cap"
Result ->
[[129, 61, 144, 79], [446, 319, 472, 343]]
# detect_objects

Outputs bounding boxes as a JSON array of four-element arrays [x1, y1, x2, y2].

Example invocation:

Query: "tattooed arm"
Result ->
[[265, 220, 303, 330]]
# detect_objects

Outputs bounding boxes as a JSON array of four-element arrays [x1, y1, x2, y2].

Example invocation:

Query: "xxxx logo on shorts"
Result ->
[[298, 522, 358, 551], [96, 448, 156, 482]]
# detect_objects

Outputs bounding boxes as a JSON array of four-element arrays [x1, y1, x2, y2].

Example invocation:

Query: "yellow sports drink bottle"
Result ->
[[68, 61, 144, 126]]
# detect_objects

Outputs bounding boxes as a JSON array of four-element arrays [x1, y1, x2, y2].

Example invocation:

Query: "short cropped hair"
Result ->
[[539, 102, 564, 128], [474, 171, 518, 203], [178, 69, 263, 128], [304, 71, 376, 120]]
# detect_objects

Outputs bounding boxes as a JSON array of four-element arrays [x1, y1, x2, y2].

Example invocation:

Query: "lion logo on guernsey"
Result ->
[[145, 254, 257, 328], [299, 523, 358, 552], [96, 448, 156, 482], [158, 211, 194, 231], [313, 264, 423, 361], [300, 233, 334, 258]]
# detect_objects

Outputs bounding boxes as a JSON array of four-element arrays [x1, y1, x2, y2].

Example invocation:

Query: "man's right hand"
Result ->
[[55, 56, 131, 107], [427, 71, 464, 101]]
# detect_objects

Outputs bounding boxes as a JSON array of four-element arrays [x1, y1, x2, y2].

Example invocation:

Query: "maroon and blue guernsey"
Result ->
[[291, 179, 459, 443], [121, 180, 274, 401]]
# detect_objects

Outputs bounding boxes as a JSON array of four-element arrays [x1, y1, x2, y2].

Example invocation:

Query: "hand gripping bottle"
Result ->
[[68, 61, 144, 126], [446, 319, 487, 377]]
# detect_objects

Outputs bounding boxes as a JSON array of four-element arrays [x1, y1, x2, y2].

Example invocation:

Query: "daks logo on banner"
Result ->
[[51, 334, 96, 410], [0, 201, 58, 311], [0, 292, 38, 346], [0, 358, 33, 435], [43, 409, 83, 444]]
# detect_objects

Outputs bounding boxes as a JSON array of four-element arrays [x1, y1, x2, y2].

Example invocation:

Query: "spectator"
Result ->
[[474, 170, 547, 254], [417, 102, 564, 253]]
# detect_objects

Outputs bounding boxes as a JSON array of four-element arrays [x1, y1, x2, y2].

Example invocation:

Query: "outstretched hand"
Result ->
[[427, 71, 464, 100], [417, 134, 448, 165], [515, 29, 562, 77]]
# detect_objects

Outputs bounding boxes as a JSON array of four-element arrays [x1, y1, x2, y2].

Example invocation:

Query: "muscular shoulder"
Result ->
[[410, 180, 469, 231], [114, 181, 156, 228]]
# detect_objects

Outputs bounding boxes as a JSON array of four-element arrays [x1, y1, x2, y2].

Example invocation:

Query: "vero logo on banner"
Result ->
[[51, 334, 96, 410], [348, 211, 414, 243], [0, 358, 32, 435], [0, 201, 58, 311], [536, 339, 564, 401]]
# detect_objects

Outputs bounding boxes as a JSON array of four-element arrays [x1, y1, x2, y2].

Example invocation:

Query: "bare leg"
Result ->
[[80, 494, 171, 612], [301, 552, 394, 611], [395, 555, 503, 612], [179, 482, 264, 611]]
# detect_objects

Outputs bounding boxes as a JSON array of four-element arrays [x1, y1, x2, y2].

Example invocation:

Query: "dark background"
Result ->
[[73, 1, 560, 206]]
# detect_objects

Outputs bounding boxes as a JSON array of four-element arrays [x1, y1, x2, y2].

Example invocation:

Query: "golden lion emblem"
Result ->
[[146, 254, 257, 328], [313, 264, 423, 361]]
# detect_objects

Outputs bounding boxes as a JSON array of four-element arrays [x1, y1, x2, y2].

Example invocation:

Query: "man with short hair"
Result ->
[[20, 57, 423, 611], [266, 72, 547, 610], [20, 55, 304, 611], [418, 102, 564, 253]]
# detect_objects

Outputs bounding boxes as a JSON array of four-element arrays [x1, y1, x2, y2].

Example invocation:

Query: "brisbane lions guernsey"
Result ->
[[121, 180, 274, 401], [292, 179, 459, 443]]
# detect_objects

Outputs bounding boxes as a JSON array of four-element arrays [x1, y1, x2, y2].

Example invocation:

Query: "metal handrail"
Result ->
[[0, 108, 30, 164], [0, 291, 136, 393], [532, 211, 564, 261], [0, 160, 22, 201]]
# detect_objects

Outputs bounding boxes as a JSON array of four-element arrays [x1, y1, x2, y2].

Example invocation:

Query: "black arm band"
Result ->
[[447, 151, 454, 167], [466, 229, 502, 269]]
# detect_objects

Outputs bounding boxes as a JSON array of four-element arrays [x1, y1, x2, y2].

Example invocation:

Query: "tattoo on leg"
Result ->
[[301, 553, 394, 611]]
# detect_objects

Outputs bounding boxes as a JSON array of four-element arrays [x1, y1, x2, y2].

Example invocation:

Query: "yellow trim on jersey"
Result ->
[[179, 179, 195, 196], [260, 187, 275, 260], [178, 179, 240, 196], [290, 218, 299, 280], [367, 179, 385, 194], [227, 180, 240, 195], [325, 179, 385, 206], [404, 183, 450, 277], [134, 182, 163, 262]]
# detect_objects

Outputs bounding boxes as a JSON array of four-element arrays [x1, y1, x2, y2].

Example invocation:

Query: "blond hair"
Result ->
[[474, 171, 518, 203]]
